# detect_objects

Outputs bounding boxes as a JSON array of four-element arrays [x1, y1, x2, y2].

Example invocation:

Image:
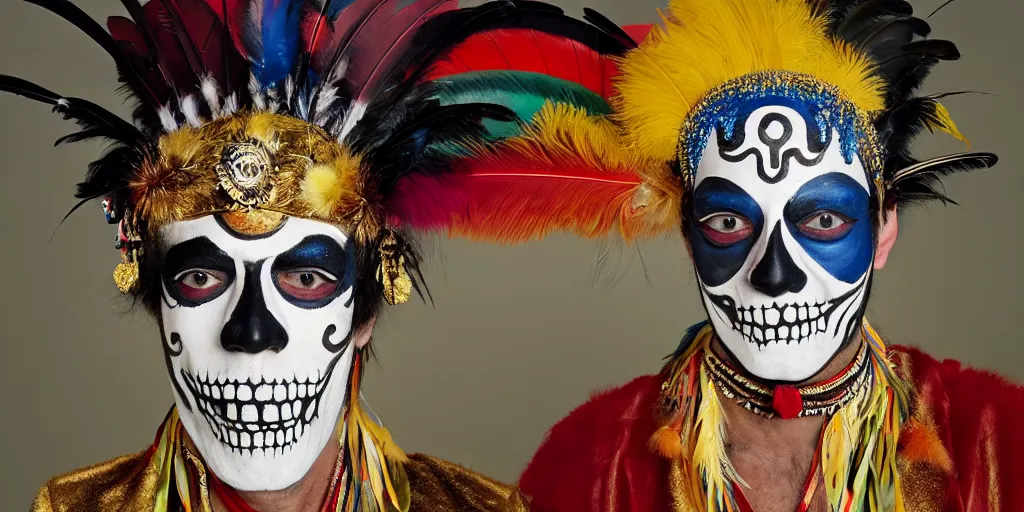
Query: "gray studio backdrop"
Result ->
[[0, 0, 1020, 508]]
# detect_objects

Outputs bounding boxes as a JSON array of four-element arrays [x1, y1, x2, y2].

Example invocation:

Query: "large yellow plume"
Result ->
[[614, 0, 886, 164]]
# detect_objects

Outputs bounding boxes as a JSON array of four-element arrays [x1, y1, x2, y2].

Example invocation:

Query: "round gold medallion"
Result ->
[[216, 141, 276, 207]]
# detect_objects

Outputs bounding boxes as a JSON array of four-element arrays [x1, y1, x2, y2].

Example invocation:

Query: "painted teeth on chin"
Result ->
[[181, 371, 329, 455], [728, 301, 832, 347]]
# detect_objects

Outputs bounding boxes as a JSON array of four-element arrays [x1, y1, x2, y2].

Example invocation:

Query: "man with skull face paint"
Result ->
[[386, 0, 1024, 510], [2, 0, 638, 510]]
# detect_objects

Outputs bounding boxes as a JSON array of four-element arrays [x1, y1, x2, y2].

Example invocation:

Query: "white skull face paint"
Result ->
[[158, 215, 357, 491], [688, 106, 874, 382]]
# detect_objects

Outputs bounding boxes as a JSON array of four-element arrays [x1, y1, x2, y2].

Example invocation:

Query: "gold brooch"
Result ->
[[216, 141, 276, 207]]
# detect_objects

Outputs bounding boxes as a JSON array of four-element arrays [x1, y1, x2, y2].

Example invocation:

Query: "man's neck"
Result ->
[[712, 333, 865, 437], [187, 435, 342, 512], [711, 333, 864, 511]]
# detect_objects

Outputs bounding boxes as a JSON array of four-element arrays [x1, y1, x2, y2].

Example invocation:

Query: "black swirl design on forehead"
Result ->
[[717, 111, 830, 185]]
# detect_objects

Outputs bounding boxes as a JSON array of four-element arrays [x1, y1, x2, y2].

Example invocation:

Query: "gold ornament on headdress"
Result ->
[[215, 139, 278, 208]]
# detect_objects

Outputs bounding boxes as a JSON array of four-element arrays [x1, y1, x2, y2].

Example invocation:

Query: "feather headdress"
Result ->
[[392, 0, 999, 246], [616, 0, 999, 216]]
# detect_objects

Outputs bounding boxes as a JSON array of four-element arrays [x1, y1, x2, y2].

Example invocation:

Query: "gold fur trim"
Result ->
[[131, 112, 368, 239]]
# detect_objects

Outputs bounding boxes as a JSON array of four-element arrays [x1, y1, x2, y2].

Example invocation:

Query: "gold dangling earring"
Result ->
[[376, 230, 411, 305]]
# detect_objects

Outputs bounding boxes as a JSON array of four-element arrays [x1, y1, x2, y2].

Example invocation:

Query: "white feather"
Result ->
[[284, 76, 295, 107], [181, 95, 202, 128], [200, 75, 222, 118], [338, 101, 367, 142], [313, 87, 339, 125], [326, 56, 349, 84], [266, 88, 281, 114], [249, 73, 267, 111], [158, 106, 178, 133], [222, 93, 239, 116]]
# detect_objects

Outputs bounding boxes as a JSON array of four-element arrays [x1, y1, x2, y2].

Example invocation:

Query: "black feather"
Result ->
[[856, 17, 931, 59], [0, 74, 61, 104], [835, 0, 913, 41], [888, 152, 996, 208], [55, 127, 106, 146], [582, 7, 639, 49], [874, 39, 959, 90], [22, 0, 160, 106], [890, 152, 997, 184], [0, 75, 143, 145], [75, 144, 147, 200], [927, 0, 957, 19], [893, 39, 959, 60], [360, 95, 516, 197]]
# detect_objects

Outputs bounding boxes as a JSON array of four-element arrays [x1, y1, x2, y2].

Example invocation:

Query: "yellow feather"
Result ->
[[692, 368, 741, 508], [927, 101, 971, 148], [246, 113, 281, 150], [513, 101, 637, 171], [497, 101, 681, 240], [614, 0, 885, 164], [361, 428, 388, 512], [300, 152, 363, 218]]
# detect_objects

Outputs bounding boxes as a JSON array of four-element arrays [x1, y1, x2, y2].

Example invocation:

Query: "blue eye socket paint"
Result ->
[[784, 173, 872, 283]]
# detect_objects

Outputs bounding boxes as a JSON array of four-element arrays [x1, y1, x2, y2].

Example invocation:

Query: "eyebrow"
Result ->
[[162, 237, 235, 277], [272, 235, 353, 279]]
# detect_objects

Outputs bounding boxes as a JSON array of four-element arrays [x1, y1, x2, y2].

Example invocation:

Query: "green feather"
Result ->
[[431, 70, 612, 140]]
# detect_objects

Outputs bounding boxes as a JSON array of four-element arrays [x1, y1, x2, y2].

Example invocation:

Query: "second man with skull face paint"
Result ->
[[380, 0, 1024, 510]]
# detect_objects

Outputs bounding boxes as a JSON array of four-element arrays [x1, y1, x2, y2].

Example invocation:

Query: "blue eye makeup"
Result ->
[[783, 173, 872, 283]]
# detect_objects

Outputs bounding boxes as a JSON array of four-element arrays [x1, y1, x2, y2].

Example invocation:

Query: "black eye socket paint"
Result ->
[[162, 237, 237, 307], [271, 235, 355, 310]]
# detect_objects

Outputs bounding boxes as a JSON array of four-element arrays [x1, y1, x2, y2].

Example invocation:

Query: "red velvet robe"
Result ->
[[519, 346, 1024, 511]]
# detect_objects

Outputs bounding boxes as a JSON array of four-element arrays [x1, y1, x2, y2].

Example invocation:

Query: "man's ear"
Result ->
[[874, 208, 899, 270], [353, 316, 377, 349]]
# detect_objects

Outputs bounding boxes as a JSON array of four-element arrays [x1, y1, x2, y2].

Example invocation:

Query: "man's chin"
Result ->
[[718, 333, 842, 383], [181, 414, 335, 492]]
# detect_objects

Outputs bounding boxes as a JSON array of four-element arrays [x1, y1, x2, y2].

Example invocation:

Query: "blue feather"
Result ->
[[253, 0, 305, 87]]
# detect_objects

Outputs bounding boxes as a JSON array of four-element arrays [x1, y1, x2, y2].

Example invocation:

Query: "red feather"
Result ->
[[202, 0, 249, 60], [347, 0, 457, 104], [111, 0, 247, 99], [302, 0, 457, 94], [385, 146, 642, 243], [424, 28, 621, 98], [108, 15, 175, 102], [622, 24, 653, 44]]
